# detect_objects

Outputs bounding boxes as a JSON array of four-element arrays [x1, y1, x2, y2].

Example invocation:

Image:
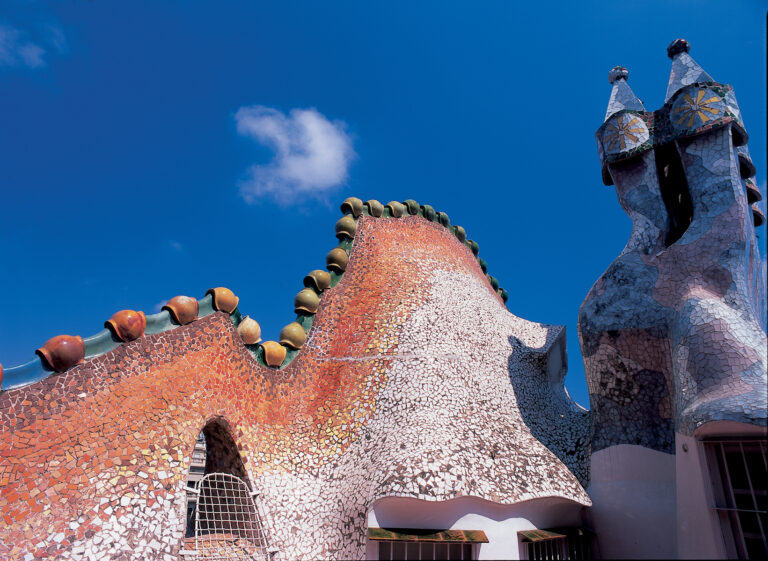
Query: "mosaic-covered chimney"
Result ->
[[580, 38, 767, 559], [583, 38, 766, 455]]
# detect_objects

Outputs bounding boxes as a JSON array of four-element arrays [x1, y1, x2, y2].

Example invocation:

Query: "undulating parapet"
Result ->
[[1, 197, 510, 387]]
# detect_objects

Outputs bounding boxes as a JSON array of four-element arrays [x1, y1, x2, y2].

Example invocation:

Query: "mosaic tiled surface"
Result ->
[[596, 45, 747, 183], [604, 67, 645, 120], [596, 83, 746, 174], [580, 42, 767, 454], [665, 45, 713, 102], [0, 214, 589, 560]]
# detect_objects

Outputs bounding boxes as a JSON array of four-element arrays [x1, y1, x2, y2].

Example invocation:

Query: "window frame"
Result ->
[[368, 527, 487, 560], [703, 437, 768, 559], [377, 539, 475, 560], [517, 527, 593, 560]]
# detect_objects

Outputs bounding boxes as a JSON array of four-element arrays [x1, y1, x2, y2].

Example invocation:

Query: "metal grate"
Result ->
[[194, 472, 271, 560], [524, 537, 568, 560], [519, 528, 592, 560], [378, 541, 474, 560], [706, 439, 768, 559]]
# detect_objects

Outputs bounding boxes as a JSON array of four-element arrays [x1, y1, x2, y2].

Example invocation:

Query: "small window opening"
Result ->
[[518, 528, 594, 560], [195, 472, 270, 560], [200, 417, 250, 481], [378, 540, 473, 560], [182, 417, 273, 560], [369, 528, 487, 561], [705, 439, 768, 559], [654, 142, 693, 247]]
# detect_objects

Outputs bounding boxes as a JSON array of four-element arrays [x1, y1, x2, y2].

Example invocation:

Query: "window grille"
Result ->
[[705, 439, 767, 559], [193, 472, 272, 560], [369, 528, 486, 560], [518, 528, 592, 560], [378, 540, 474, 560], [522, 537, 568, 560]]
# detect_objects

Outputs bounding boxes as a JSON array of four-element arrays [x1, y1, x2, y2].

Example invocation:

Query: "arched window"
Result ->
[[181, 417, 274, 560], [199, 417, 250, 481]]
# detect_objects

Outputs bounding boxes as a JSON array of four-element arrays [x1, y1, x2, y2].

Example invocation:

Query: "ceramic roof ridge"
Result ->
[[340, 197, 509, 301], [0, 293, 220, 391], [0, 197, 510, 390], [250, 196, 511, 371]]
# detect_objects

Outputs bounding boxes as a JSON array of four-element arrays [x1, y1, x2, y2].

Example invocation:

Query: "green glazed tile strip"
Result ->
[[2, 293, 221, 392]]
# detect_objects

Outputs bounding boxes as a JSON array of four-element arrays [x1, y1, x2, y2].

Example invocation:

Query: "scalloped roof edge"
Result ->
[[0, 198, 511, 391]]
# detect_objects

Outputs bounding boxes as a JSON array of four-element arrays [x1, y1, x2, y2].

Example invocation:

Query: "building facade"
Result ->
[[583, 38, 767, 559], [0, 39, 765, 560]]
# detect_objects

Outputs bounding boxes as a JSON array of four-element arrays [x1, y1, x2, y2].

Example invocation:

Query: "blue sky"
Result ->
[[1, 1, 765, 408]]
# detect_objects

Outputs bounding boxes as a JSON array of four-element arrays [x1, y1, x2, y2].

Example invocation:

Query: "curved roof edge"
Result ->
[[0, 197, 511, 391]]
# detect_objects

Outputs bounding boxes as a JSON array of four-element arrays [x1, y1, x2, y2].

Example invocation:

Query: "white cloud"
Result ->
[[0, 22, 65, 69], [167, 240, 184, 252], [235, 105, 355, 205], [152, 300, 168, 313], [0, 24, 44, 67]]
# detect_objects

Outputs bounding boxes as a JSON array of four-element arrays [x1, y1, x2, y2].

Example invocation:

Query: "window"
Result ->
[[194, 472, 269, 560], [705, 439, 767, 559], [369, 528, 487, 561], [518, 528, 593, 560], [180, 418, 277, 559], [378, 541, 472, 560], [184, 418, 252, 539]]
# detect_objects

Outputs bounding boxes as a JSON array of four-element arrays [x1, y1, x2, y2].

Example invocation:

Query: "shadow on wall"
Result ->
[[201, 416, 249, 483], [184, 416, 253, 539], [508, 335, 591, 486]]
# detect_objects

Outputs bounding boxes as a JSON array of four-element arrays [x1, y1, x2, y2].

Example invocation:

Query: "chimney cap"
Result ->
[[608, 66, 629, 84], [667, 38, 690, 59]]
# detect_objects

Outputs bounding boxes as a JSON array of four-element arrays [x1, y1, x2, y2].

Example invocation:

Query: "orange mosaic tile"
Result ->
[[1, 214, 588, 559]]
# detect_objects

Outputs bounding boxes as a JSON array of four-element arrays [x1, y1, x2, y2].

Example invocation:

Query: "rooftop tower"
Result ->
[[581, 39, 767, 559]]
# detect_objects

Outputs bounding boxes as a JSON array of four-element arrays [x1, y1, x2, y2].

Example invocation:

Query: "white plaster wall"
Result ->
[[364, 495, 584, 560], [675, 432, 727, 559], [588, 444, 676, 559]]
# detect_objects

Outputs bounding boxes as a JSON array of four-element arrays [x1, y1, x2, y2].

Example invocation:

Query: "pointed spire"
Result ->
[[605, 66, 645, 121], [665, 39, 714, 102]]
